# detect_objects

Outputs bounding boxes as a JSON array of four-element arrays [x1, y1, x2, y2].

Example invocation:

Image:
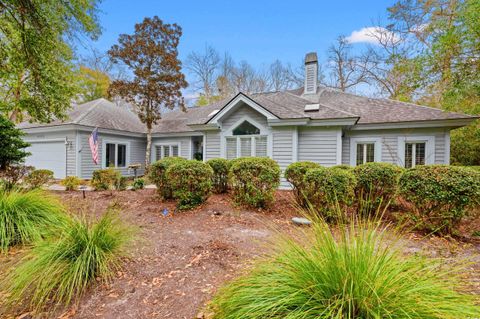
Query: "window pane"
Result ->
[[240, 137, 252, 157], [415, 143, 425, 166], [155, 146, 162, 161], [117, 144, 126, 167], [356, 144, 364, 166], [255, 136, 267, 157], [366, 144, 375, 163], [233, 121, 260, 135], [163, 145, 170, 158], [106, 143, 116, 167], [172, 145, 179, 157], [226, 138, 237, 160], [405, 143, 413, 168]]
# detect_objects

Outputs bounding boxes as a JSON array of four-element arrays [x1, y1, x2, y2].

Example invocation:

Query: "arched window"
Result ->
[[232, 121, 260, 135], [226, 120, 267, 159]]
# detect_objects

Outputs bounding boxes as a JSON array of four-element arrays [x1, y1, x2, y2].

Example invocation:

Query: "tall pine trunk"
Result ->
[[145, 123, 152, 168]]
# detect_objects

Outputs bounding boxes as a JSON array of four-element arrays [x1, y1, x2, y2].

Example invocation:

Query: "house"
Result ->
[[19, 53, 477, 187]]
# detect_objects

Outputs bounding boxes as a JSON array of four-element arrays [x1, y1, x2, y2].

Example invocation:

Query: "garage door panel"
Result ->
[[25, 141, 66, 179]]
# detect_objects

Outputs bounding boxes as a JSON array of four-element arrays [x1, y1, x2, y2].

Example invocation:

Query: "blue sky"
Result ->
[[78, 0, 394, 96]]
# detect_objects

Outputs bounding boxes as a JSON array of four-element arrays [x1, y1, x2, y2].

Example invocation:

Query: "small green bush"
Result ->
[[114, 175, 128, 191], [132, 178, 145, 191], [284, 161, 321, 206], [332, 164, 353, 170], [24, 169, 54, 189], [166, 160, 213, 209], [353, 162, 403, 213], [207, 158, 231, 193], [61, 176, 81, 191], [304, 167, 357, 219], [1, 209, 131, 312], [229, 157, 280, 208], [148, 157, 186, 199], [210, 218, 479, 318], [91, 168, 120, 191], [398, 165, 480, 235], [0, 189, 67, 252]]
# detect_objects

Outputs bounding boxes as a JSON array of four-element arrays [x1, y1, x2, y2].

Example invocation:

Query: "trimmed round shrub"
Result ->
[[210, 220, 479, 318], [148, 157, 186, 199], [166, 160, 213, 209], [0, 189, 67, 252], [24, 169, 54, 189], [398, 165, 480, 235], [207, 158, 231, 194], [304, 167, 357, 219], [61, 176, 81, 191], [132, 178, 145, 191], [91, 168, 120, 191], [229, 157, 281, 208], [332, 164, 353, 171], [353, 162, 403, 212], [284, 161, 320, 206]]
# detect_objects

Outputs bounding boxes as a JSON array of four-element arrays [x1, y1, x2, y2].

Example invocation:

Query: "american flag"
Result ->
[[88, 127, 99, 165]]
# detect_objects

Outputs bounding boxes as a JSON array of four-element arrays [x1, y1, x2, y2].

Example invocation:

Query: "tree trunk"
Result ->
[[145, 123, 152, 167]]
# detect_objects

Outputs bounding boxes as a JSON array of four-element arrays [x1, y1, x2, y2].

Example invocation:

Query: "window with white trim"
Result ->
[[155, 145, 179, 160], [405, 142, 425, 168], [356, 143, 375, 165], [226, 121, 267, 159], [105, 143, 127, 168]]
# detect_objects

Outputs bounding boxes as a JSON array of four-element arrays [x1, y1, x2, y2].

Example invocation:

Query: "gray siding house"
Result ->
[[19, 53, 477, 187]]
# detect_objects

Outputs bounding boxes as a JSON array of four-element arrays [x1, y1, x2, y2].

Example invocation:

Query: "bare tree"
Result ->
[[268, 60, 289, 91], [327, 36, 368, 92], [185, 45, 220, 104]]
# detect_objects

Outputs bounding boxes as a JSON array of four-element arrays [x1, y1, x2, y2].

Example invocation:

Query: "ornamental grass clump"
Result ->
[[229, 157, 280, 208], [0, 189, 67, 252], [211, 213, 479, 318], [1, 209, 132, 312]]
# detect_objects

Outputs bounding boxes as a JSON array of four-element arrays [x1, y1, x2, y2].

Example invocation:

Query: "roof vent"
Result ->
[[208, 109, 219, 117], [304, 52, 318, 95], [304, 103, 320, 112]]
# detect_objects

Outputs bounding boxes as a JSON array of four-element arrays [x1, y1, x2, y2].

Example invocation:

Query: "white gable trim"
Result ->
[[207, 93, 278, 125], [225, 116, 269, 136]]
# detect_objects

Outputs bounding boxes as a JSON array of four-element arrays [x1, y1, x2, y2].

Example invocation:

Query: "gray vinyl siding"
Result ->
[[204, 131, 221, 160], [272, 127, 294, 188], [79, 132, 146, 179], [23, 130, 77, 177], [342, 128, 450, 166], [151, 136, 191, 160], [297, 127, 338, 166], [220, 103, 268, 132]]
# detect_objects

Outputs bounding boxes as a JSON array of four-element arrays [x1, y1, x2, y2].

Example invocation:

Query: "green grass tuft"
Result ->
[[211, 214, 479, 318], [1, 209, 132, 313], [0, 189, 67, 252]]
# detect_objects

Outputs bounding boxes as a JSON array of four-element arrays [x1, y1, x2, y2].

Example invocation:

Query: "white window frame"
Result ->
[[101, 140, 130, 169], [350, 137, 382, 166], [154, 143, 181, 160], [221, 116, 271, 159], [397, 135, 435, 167]]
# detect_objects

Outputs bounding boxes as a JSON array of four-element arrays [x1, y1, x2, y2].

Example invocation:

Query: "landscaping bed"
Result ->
[[1, 188, 479, 319]]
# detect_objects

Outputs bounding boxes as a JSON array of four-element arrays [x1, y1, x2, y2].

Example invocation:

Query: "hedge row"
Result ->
[[286, 161, 480, 234]]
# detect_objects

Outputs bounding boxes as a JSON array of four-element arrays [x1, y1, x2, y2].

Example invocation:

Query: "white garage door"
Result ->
[[25, 141, 66, 179]]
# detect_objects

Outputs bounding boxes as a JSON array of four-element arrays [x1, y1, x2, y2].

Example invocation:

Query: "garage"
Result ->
[[25, 140, 67, 179]]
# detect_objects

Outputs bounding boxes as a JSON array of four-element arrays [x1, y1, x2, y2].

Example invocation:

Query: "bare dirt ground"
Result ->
[[1, 189, 479, 319]]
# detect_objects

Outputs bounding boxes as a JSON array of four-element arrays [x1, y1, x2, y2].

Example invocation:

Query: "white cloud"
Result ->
[[345, 27, 400, 45]]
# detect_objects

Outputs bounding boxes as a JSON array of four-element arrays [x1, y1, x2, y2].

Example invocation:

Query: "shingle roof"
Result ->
[[18, 98, 145, 133], [19, 87, 476, 135]]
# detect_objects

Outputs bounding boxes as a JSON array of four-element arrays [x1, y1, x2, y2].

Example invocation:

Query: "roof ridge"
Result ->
[[72, 98, 105, 124]]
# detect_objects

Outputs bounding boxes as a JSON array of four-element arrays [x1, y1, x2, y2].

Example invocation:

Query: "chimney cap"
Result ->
[[305, 52, 318, 64]]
